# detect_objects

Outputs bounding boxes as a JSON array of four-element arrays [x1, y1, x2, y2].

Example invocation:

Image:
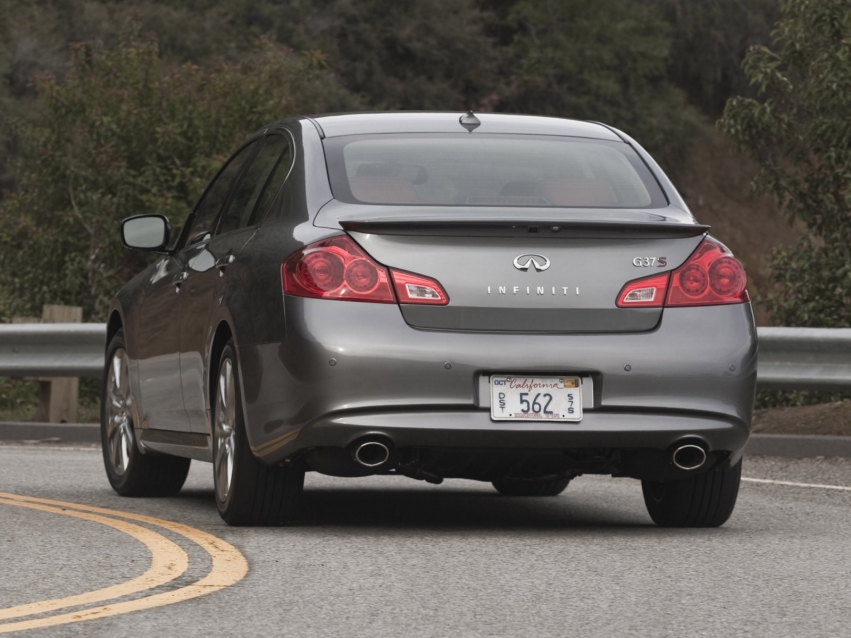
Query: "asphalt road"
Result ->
[[1, 443, 850, 638]]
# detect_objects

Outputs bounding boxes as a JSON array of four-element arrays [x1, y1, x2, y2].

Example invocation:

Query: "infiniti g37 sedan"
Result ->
[[103, 112, 756, 527]]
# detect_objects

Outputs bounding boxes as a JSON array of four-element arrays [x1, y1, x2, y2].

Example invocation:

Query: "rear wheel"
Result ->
[[213, 341, 304, 526], [101, 329, 190, 496], [641, 459, 742, 527], [492, 476, 572, 497]]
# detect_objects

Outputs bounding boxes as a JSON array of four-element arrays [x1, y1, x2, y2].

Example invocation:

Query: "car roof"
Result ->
[[304, 112, 622, 141]]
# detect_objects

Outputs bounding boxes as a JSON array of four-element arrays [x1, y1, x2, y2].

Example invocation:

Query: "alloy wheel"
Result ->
[[105, 348, 134, 476], [214, 358, 237, 503]]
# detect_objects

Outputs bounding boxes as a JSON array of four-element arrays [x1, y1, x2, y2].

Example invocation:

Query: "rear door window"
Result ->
[[217, 135, 291, 235], [181, 140, 258, 247], [249, 138, 294, 226]]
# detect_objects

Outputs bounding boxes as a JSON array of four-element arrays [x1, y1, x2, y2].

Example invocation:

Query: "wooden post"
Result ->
[[38, 305, 83, 423]]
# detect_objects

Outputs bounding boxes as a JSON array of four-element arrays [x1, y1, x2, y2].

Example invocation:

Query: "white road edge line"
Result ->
[[743, 477, 851, 492]]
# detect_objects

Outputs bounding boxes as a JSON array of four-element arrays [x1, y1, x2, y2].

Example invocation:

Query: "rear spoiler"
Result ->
[[340, 219, 710, 239]]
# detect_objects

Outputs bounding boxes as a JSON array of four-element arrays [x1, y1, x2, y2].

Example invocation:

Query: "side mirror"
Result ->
[[121, 215, 170, 252]]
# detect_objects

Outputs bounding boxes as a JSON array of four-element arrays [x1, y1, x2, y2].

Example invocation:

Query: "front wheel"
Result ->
[[101, 329, 190, 496], [213, 341, 304, 526], [641, 459, 742, 527]]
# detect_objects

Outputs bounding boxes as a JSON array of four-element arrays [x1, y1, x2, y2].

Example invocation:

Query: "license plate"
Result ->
[[490, 376, 582, 422]]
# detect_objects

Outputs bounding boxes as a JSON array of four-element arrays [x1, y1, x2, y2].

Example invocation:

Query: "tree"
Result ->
[[647, 0, 781, 116], [0, 27, 356, 320], [309, 0, 502, 111], [719, 0, 851, 327], [496, 0, 698, 172]]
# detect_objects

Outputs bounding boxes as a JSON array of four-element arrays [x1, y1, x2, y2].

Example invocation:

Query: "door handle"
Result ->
[[173, 271, 188, 292], [215, 254, 235, 276]]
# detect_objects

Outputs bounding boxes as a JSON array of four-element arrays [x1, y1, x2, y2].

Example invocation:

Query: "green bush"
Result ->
[[766, 239, 851, 328], [719, 0, 851, 329], [0, 378, 39, 421]]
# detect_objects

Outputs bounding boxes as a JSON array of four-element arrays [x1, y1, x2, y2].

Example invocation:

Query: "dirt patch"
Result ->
[[753, 400, 851, 436]]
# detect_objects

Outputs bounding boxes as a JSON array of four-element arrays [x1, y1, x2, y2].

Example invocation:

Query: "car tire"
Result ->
[[101, 329, 191, 497], [213, 340, 304, 526], [641, 459, 742, 527], [492, 476, 572, 497]]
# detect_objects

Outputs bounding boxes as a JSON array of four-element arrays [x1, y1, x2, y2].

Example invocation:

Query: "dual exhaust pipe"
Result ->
[[672, 443, 707, 471], [353, 440, 392, 468], [354, 440, 707, 472]]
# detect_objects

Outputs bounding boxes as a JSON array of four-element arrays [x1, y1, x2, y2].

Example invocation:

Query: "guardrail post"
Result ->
[[14, 306, 84, 423]]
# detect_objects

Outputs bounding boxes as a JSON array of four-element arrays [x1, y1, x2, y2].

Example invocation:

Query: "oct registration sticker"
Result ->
[[490, 376, 582, 422]]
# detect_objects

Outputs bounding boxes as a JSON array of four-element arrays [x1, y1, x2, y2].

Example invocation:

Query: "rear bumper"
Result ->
[[250, 408, 748, 463], [236, 298, 757, 465]]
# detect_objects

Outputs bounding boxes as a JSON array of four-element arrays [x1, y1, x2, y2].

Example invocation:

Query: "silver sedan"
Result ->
[[103, 112, 756, 527]]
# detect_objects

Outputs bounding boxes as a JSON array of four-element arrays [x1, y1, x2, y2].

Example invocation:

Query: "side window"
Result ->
[[217, 135, 290, 235], [248, 138, 294, 227], [181, 140, 258, 248]]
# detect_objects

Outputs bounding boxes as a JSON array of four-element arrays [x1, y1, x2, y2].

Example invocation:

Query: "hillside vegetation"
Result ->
[[0, 0, 831, 328]]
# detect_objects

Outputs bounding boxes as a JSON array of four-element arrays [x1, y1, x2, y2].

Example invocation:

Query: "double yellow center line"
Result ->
[[0, 492, 248, 633]]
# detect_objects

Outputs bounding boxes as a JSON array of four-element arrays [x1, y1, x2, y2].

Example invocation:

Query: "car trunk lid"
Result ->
[[321, 205, 706, 333]]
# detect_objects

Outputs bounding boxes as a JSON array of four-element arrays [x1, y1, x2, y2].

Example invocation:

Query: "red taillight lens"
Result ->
[[616, 272, 670, 308], [391, 270, 449, 305], [345, 259, 380, 293], [297, 251, 345, 293], [283, 236, 450, 305], [616, 238, 748, 309], [666, 239, 748, 306], [678, 264, 707, 297], [282, 236, 395, 303]]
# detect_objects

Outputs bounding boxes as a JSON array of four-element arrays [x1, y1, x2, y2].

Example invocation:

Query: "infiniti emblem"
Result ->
[[513, 254, 551, 272]]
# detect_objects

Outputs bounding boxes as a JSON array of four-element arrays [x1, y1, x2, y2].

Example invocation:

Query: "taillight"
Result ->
[[282, 236, 450, 305], [616, 238, 748, 309], [616, 272, 670, 308], [391, 270, 449, 305], [282, 236, 395, 303], [666, 238, 748, 306]]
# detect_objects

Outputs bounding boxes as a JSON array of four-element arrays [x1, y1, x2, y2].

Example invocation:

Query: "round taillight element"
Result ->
[[344, 259, 380, 293], [678, 264, 708, 297], [297, 251, 344, 292], [709, 257, 746, 296]]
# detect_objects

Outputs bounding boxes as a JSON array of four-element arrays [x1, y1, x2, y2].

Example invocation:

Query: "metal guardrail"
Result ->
[[0, 323, 850, 390], [756, 327, 851, 392], [0, 323, 106, 378]]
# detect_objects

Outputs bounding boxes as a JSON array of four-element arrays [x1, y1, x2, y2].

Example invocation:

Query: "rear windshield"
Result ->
[[324, 134, 666, 208]]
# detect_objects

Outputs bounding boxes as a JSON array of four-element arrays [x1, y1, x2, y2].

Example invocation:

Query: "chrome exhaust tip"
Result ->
[[672, 444, 707, 471], [353, 441, 391, 468]]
